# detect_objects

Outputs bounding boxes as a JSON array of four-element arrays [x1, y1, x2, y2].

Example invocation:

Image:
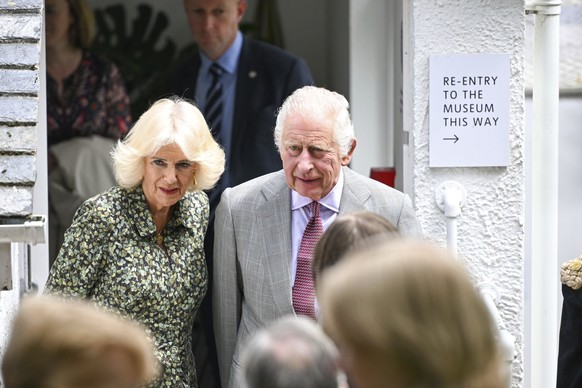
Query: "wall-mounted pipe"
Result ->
[[436, 184, 514, 385], [525, 1, 561, 387], [435, 181, 466, 256]]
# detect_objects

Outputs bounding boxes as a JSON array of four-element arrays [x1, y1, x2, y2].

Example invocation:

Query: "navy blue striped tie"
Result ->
[[205, 63, 223, 142]]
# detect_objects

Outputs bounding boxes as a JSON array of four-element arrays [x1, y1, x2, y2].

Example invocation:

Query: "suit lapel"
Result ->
[[259, 172, 294, 315], [184, 53, 201, 101], [339, 167, 371, 215], [232, 38, 255, 150], [254, 169, 370, 315]]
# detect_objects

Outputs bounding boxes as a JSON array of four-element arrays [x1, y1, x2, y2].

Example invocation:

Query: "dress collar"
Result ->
[[124, 186, 203, 238]]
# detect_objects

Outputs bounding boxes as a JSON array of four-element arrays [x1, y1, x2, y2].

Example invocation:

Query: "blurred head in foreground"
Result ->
[[240, 315, 347, 388], [2, 295, 158, 388], [318, 239, 505, 388], [312, 210, 399, 286]]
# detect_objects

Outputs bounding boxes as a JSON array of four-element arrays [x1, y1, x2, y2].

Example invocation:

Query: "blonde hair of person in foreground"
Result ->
[[318, 239, 506, 388], [1, 295, 158, 388]]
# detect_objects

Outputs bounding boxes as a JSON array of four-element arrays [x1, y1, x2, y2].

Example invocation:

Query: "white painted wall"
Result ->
[[403, 1, 525, 387], [525, 95, 582, 296], [0, 246, 23, 372], [349, 0, 394, 177], [556, 97, 582, 264]]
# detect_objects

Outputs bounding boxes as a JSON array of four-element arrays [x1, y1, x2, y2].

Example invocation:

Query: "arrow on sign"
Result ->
[[443, 134, 459, 143]]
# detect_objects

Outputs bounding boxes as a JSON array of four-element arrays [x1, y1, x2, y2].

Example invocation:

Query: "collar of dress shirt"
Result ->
[[291, 168, 344, 213]]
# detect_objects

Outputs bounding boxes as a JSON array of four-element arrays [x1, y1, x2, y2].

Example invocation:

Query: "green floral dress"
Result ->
[[45, 186, 209, 387]]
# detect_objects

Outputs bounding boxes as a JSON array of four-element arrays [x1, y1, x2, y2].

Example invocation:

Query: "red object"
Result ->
[[370, 167, 396, 188], [293, 201, 322, 320]]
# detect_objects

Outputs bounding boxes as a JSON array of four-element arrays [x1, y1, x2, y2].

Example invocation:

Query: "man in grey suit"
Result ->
[[213, 86, 422, 388]]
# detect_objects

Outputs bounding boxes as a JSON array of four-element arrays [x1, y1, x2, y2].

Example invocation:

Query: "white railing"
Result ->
[[0, 216, 46, 291]]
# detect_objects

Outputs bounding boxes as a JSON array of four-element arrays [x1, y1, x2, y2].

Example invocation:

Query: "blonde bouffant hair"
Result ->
[[112, 97, 225, 192], [1, 295, 158, 388]]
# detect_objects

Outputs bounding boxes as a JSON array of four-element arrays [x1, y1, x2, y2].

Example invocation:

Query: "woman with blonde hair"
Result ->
[[318, 239, 506, 388], [45, 0, 133, 263], [46, 97, 225, 387]]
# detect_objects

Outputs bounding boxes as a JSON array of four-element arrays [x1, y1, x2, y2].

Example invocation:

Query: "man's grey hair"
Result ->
[[241, 316, 344, 388], [273, 86, 355, 157]]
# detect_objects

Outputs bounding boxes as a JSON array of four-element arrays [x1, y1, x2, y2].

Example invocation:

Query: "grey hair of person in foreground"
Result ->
[[240, 315, 347, 388]]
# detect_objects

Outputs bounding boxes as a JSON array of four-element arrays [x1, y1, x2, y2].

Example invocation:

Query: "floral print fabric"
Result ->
[[47, 50, 131, 146], [45, 186, 209, 387]]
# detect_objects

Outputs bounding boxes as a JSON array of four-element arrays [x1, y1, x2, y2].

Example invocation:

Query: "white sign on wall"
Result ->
[[429, 54, 510, 167]]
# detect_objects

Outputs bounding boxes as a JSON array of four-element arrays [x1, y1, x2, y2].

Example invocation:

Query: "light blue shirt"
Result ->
[[290, 169, 344, 284], [196, 31, 243, 185]]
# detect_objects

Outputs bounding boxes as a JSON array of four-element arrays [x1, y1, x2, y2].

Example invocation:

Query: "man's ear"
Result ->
[[341, 139, 357, 166], [236, 0, 248, 22]]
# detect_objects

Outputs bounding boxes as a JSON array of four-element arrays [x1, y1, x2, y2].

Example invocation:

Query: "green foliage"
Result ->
[[92, 3, 177, 120]]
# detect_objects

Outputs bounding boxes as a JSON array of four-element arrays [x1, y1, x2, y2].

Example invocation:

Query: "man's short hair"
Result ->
[[241, 315, 343, 388]]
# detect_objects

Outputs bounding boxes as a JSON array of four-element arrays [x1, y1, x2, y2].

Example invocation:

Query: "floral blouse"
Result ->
[[47, 50, 131, 146], [45, 186, 209, 387]]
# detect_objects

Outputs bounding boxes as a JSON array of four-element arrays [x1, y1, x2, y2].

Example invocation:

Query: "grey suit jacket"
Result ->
[[213, 167, 422, 387]]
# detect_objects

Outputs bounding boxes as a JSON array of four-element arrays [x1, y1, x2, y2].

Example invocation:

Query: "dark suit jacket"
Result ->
[[164, 35, 313, 388], [166, 36, 314, 204], [557, 284, 582, 388]]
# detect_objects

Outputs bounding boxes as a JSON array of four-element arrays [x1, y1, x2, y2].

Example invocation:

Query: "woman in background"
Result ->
[[45, 0, 130, 148], [45, 0, 132, 263], [46, 97, 225, 387]]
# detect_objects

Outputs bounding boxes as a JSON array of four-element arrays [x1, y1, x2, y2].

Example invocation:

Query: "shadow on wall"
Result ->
[[92, 1, 284, 119]]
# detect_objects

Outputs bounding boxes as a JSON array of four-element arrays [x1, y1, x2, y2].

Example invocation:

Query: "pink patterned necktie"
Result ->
[[293, 201, 323, 320]]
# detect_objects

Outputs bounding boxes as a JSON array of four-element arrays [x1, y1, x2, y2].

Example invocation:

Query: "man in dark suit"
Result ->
[[165, 1, 313, 386]]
